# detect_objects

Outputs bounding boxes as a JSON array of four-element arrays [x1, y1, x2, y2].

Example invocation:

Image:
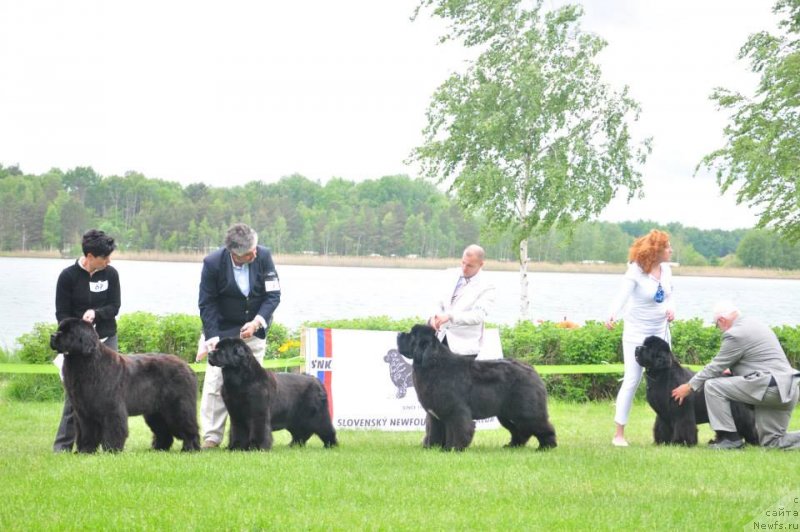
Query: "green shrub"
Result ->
[[500, 321, 560, 365], [118, 312, 162, 353], [560, 321, 621, 364], [16, 322, 58, 364], [773, 325, 800, 368], [0, 344, 18, 363], [7, 315, 800, 403], [305, 315, 423, 332], [159, 314, 203, 361], [670, 318, 721, 364], [267, 322, 295, 359], [500, 320, 622, 366], [6, 374, 63, 402], [542, 374, 624, 402]]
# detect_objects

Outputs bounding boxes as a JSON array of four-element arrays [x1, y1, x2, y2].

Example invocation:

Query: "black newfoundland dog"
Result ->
[[49, 318, 200, 453], [208, 337, 337, 450], [635, 335, 758, 446], [396, 324, 556, 451]]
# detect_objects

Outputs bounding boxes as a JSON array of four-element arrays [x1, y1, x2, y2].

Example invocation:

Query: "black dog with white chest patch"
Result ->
[[635, 335, 758, 446]]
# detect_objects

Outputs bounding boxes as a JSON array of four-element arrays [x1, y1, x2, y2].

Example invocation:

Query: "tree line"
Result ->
[[1, 163, 799, 269]]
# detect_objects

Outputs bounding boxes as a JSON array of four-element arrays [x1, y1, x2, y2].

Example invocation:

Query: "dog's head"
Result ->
[[396, 324, 440, 365], [383, 349, 403, 364], [634, 336, 674, 371], [208, 337, 254, 369], [50, 318, 100, 356]]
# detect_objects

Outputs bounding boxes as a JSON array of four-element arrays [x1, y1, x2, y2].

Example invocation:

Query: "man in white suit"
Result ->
[[429, 244, 496, 356], [672, 301, 800, 450]]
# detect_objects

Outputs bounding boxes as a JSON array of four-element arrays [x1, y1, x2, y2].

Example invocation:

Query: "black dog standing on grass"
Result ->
[[208, 337, 337, 450], [208, 337, 277, 450], [396, 324, 556, 451], [49, 318, 201, 453], [635, 335, 758, 446]]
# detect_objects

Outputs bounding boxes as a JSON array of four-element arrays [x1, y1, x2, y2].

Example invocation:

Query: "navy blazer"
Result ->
[[198, 245, 281, 340]]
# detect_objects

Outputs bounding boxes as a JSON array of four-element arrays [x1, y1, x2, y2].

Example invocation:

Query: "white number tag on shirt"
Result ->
[[90, 280, 108, 292], [265, 279, 280, 292]]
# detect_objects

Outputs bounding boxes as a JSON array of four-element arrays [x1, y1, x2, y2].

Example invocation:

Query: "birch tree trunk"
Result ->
[[519, 238, 529, 320]]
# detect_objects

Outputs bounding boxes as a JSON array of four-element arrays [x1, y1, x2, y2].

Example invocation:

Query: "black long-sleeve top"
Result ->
[[55, 260, 121, 338]]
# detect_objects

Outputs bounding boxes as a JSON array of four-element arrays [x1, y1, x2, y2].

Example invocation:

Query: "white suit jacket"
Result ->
[[432, 269, 496, 355]]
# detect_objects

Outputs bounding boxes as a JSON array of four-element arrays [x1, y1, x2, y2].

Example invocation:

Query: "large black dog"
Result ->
[[49, 318, 200, 453], [396, 324, 556, 451], [208, 337, 337, 450], [635, 335, 758, 446]]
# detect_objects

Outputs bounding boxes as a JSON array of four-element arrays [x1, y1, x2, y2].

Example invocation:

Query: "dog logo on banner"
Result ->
[[309, 328, 334, 418], [383, 348, 414, 398]]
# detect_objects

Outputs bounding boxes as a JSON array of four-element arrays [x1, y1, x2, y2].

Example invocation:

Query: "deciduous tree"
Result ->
[[411, 0, 651, 319], [700, 0, 800, 241]]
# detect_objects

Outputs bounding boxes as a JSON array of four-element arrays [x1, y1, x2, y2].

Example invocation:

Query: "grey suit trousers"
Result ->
[[705, 376, 800, 449]]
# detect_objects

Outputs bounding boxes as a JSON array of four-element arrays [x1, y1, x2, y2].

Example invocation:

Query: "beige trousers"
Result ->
[[200, 335, 266, 444]]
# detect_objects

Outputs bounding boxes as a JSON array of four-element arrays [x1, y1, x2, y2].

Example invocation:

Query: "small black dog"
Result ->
[[635, 336, 758, 446], [383, 348, 414, 398]]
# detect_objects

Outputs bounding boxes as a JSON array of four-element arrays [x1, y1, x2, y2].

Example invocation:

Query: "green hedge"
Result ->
[[4, 313, 297, 401], [5, 314, 800, 402]]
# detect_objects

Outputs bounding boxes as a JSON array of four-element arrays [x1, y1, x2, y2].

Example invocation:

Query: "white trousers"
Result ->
[[614, 339, 644, 426], [200, 335, 266, 444]]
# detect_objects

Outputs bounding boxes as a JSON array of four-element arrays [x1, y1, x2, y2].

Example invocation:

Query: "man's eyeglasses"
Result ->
[[232, 248, 257, 263], [654, 282, 665, 303]]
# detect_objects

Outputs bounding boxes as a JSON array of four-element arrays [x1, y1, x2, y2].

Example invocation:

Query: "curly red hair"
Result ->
[[628, 230, 670, 273]]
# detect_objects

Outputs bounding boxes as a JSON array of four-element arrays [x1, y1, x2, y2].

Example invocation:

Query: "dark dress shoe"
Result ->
[[708, 438, 744, 450]]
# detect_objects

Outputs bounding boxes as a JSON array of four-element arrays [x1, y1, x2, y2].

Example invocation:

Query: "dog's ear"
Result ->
[[412, 325, 440, 366], [234, 339, 257, 367], [77, 322, 100, 354]]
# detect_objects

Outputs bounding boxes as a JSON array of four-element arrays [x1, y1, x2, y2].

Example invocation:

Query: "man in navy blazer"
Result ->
[[672, 301, 800, 449], [196, 223, 281, 448]]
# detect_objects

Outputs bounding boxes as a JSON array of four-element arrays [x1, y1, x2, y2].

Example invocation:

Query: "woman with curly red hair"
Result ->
[[605, 229, 675, 447]]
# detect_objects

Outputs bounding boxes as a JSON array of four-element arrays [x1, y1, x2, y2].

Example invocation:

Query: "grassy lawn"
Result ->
[[0, 397, 798, 531]]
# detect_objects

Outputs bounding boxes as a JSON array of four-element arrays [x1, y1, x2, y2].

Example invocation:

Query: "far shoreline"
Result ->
[[3, 250, 800, 280]]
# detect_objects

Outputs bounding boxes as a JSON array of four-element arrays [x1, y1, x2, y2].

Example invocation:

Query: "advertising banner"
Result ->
[[304, 328, 502, 431]]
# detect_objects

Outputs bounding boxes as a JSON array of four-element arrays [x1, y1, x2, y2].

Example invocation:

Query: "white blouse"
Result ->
[[608, 262, 675, 343]]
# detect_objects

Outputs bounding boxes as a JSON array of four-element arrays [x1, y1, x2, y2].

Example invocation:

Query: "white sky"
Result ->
[[0, 0, 780, 230]]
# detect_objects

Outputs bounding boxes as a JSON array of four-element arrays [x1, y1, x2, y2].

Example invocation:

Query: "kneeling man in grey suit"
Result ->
[[672, 301, 800, 449]]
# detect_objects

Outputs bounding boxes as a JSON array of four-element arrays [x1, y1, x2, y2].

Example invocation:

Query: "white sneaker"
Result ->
[[612, 437, 629, 447]]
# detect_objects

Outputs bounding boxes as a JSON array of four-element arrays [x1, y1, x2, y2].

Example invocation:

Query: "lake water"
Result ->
[[2, 256, 800, 348]]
